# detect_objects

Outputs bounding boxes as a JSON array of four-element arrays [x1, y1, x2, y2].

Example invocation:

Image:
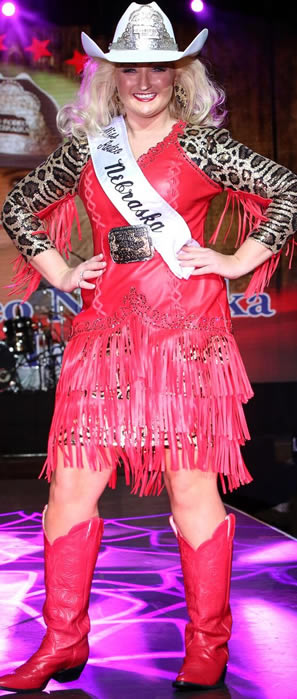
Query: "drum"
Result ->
[[0, 341, 16, 391], [4, 317, 35, 354]]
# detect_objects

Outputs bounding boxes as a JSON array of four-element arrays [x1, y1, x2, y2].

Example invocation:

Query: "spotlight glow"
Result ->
[[1, 2, 16, 16], [191, 0, 204, 12]]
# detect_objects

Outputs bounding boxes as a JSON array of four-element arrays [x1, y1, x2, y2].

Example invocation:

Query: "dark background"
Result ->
[[18, 1, 297, 27]]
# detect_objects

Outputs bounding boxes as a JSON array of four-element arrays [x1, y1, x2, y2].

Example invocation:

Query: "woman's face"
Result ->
[[115, 63, 176, 121]]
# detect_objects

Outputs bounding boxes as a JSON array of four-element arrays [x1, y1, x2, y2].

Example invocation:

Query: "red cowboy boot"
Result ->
[[171, 513, 235, 691], [0, 514, 103, 692]]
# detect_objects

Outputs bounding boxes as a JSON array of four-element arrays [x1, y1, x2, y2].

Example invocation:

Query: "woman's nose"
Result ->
[[137, 68, 151, 90]]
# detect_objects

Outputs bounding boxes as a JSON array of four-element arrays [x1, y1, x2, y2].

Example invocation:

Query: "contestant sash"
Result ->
[[87, 115, 198, 279]]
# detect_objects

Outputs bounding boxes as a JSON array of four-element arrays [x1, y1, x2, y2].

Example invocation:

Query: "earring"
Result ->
[[174, 83, 188, 110]]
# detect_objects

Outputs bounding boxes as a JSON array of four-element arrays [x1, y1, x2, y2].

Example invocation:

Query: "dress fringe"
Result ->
[[209, 189, 270, 249], [245, 235, 297, 297], [41, 318, 254, 496], [8, 194, 81, 302], [209, 188, 296, 296]]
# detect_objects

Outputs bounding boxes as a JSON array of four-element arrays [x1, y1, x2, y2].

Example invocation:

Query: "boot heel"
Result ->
[[52, 662, 87, 683], [173, 665, 227, 691]]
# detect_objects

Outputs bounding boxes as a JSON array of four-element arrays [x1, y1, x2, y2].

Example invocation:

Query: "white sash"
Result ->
[[87, 116, 198, 279]]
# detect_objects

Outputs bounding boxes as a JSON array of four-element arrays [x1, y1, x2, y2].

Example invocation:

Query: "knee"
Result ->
[[165, 468, 218, 508], [49, 470, 84, 508], [49, 466, 111, 509], [165, 470, 196, 507]]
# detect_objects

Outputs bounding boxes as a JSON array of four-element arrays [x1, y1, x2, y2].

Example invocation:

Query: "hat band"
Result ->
[[109, 33, 178, 52], [108, 37, 178, 51]]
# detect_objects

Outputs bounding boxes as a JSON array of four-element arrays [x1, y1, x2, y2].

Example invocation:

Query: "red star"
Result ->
[[0, 34, 7, 51], [65, 50, 87, 74], [25, 38, 52, 61]]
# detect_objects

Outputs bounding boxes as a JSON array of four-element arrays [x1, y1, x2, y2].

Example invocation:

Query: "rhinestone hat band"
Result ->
[[109, 5, 179, 52]]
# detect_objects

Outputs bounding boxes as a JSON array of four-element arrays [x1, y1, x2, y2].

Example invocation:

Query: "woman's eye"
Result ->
[[122, 68, 136, 73], [153, 66, 167, 72]]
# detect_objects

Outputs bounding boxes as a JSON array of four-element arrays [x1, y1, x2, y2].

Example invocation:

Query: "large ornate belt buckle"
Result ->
[[108, 225, 155, 264]]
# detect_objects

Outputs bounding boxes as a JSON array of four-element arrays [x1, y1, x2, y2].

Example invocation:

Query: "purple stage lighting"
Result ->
[[191, 0, 204, 12], [1, 2, 16, 16]]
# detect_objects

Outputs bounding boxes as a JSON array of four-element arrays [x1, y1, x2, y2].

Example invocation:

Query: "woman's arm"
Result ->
[[179, 125, 297, 255], [0, 134, 108, 293], [1, 135, 89, 261], [178, 126, 297, 281]]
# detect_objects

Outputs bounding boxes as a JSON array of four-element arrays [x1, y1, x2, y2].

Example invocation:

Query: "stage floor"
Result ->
[[0, 479, 297, 699]]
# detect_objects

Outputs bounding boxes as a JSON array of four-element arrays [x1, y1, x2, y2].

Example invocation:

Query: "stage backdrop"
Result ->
[[0, 9, 296, 384]]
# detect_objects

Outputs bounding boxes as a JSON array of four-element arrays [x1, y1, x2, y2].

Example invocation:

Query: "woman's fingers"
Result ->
[[177, 247, 241, 279], [80, 255, 106, 271], [76, 253, 107, 289], [178, 246, 210, 259], [190, 265, 216, 276], [178, 250, 213, 266], [84, 254, 106, 267]]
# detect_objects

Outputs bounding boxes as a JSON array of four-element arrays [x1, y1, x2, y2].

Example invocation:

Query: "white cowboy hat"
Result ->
[[81, 2, 208, 64]]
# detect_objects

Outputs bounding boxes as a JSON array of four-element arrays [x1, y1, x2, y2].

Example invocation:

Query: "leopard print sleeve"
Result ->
[[179, 125, 297, 254], [1, 135, 90, 260]]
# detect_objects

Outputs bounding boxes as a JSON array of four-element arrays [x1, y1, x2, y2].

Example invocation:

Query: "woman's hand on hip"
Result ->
[[60, 254, 107, 292], [177, 245, 242, 279], [177, 239, 273, 279]]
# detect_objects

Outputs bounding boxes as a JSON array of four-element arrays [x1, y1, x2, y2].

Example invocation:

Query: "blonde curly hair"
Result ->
[[57, 56, 226, 139]]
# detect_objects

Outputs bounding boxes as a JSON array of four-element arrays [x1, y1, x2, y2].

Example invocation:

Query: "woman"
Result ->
[[0, 2, 296, 693]]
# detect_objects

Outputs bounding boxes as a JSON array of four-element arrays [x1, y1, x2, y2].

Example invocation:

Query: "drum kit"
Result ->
[[0, 289, 67, 393]]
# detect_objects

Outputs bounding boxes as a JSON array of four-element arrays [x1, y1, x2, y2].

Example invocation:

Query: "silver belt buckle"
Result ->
[[108, 225, 154, 264]]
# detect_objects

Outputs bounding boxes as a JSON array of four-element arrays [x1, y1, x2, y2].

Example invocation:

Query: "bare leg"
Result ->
[[45, 446, 114, 542], [164, 450, 226, 549]]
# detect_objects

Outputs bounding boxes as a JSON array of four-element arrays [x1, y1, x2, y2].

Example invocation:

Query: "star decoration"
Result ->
[[25, 38, 52, 61], [65, 49, 87, 74], [0, 34, 7, 51]]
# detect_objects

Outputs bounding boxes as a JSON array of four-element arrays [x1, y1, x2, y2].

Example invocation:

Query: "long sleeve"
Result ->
[[1, 134, 90, 261], [179, 124, 297, 294], [179, 125, 297, 254]]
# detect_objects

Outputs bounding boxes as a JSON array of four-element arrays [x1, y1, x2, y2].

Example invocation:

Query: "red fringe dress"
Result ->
[[4, 122, 297, 495]]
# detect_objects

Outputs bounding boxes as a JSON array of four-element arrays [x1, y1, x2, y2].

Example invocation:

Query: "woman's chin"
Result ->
[[126, 103, 169, 121]]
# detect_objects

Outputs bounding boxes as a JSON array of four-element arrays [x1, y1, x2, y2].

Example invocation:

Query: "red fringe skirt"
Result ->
[[42, 307, 253, 496]]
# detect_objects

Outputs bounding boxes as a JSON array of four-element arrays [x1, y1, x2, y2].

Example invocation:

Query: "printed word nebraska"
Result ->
[[105, 160, 164, 231]]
